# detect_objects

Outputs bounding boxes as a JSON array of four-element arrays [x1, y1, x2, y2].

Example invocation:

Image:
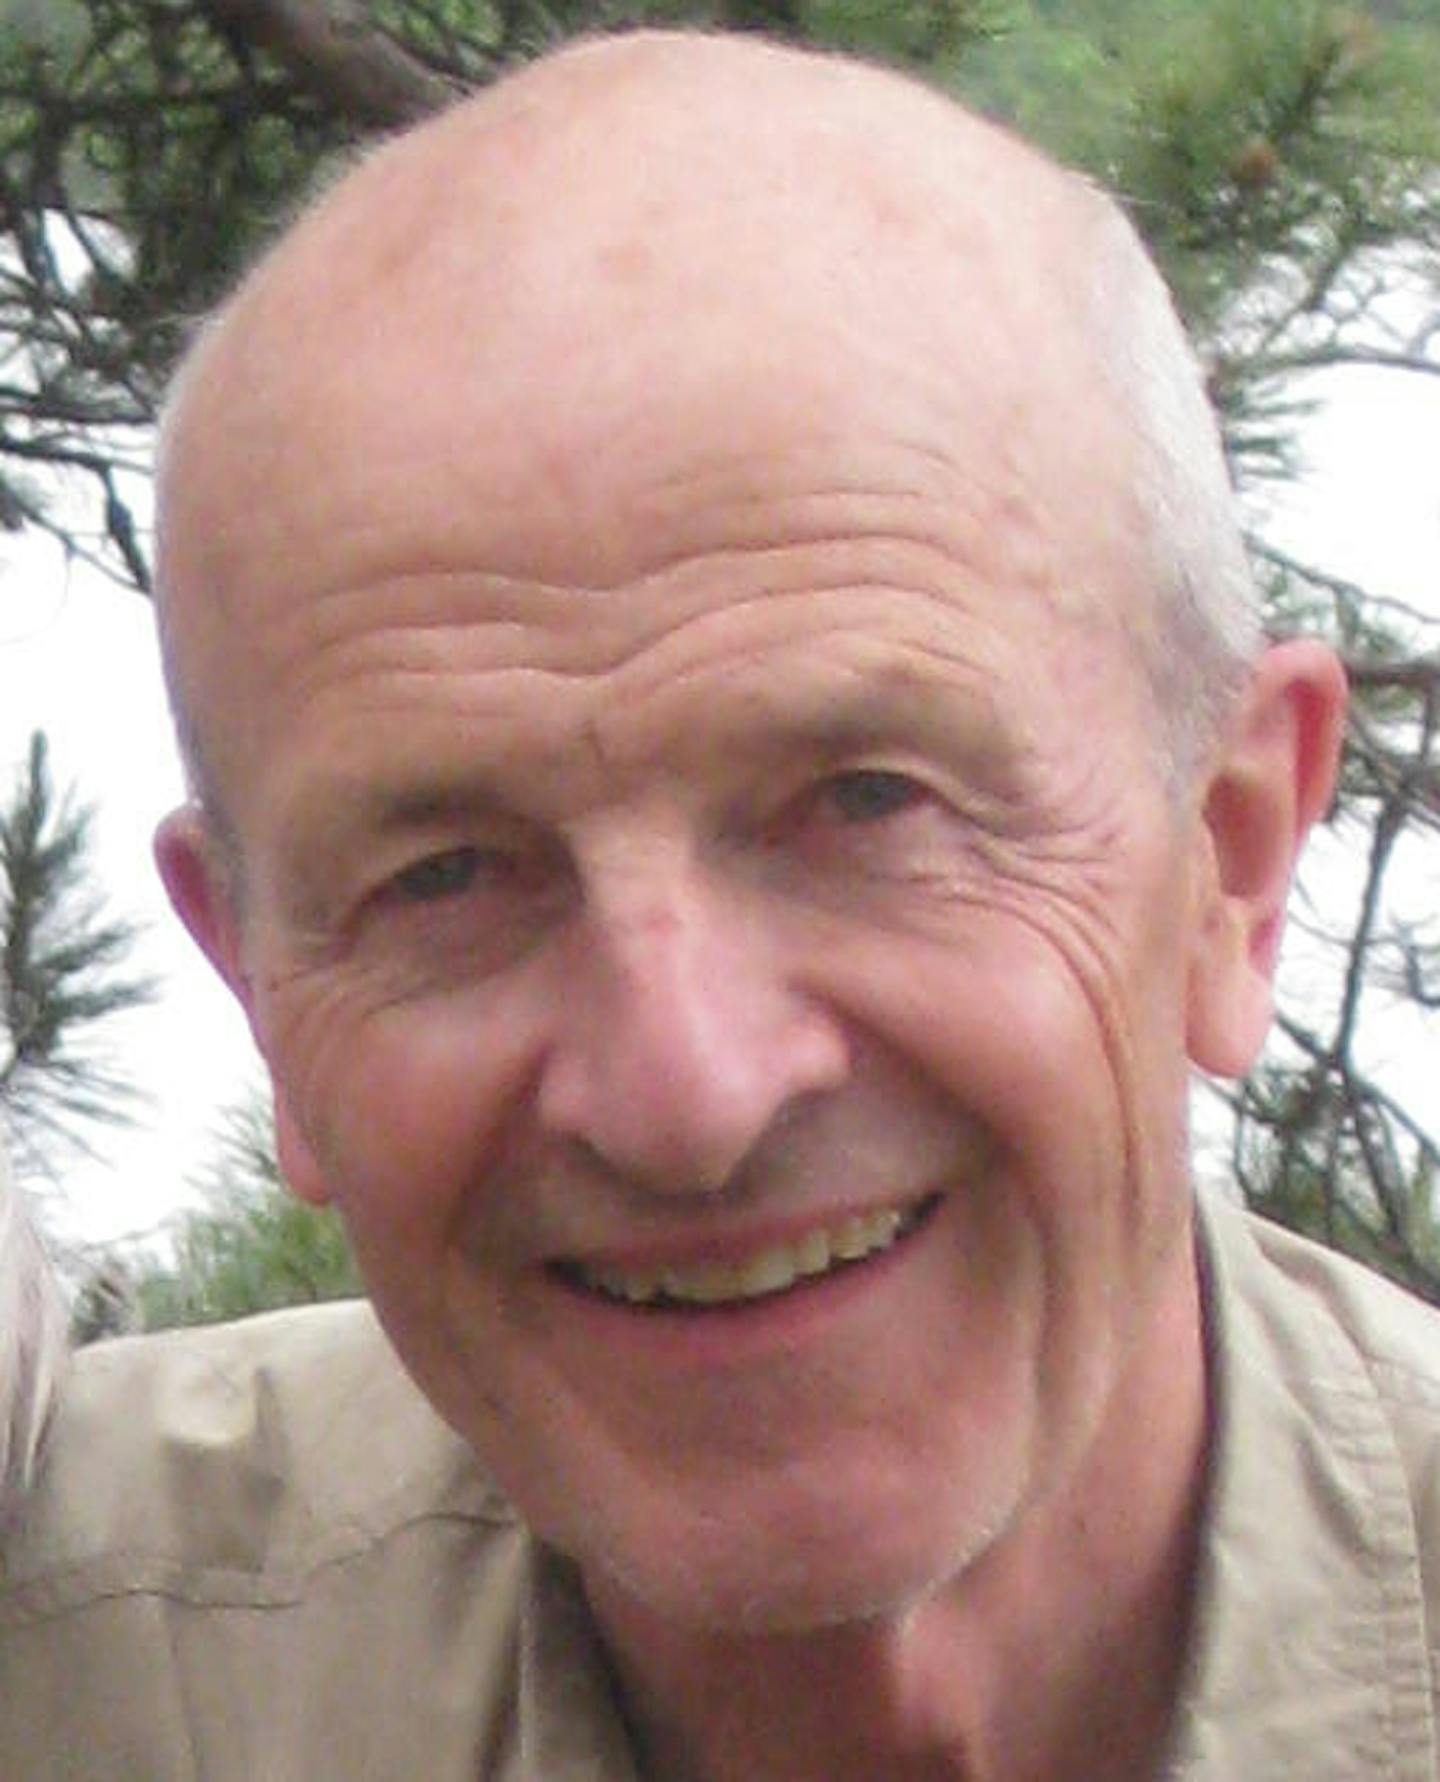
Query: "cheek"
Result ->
[[823, 894, 1192, 1223], [264, 980, 539, 1239], [842, 914, 1114, 1116]]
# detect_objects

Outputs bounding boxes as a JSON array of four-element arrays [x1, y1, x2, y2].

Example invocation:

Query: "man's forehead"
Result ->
[[155, 30, 1157, 803], [161, 34, 1113, 575]]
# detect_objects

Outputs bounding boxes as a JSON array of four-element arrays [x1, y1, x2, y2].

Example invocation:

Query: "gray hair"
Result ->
[[0, 1142, 67, 1518], [1081, 194, 1263, 784]]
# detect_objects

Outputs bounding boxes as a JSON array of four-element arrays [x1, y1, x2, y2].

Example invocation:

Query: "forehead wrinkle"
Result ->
[[280, 639, 1034, 847], [158, 38, 1164, 834], [160, 124, 1148, 774], [195, 497, 1142, 850], [217, 409, 1060, 616], [255, 509, 1089, 723], [623, 445, 1074, 605], [629, 623, 1048, 808], [238, 499, 1076, 713], [274, 567, 1055, 729]]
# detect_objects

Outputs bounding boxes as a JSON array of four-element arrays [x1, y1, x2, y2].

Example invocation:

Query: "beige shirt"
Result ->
[[2, 1199, 1438, 1780]]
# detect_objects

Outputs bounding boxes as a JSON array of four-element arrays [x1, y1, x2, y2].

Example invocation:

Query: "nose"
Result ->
[[535, 871, 849, 1195]]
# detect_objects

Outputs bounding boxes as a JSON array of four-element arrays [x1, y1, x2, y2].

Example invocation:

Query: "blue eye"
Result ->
[[823, 770, 923, 823], [392, 847, 483, 902]]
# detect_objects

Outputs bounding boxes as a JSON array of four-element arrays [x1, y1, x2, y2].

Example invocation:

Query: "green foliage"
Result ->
[[127, 1097, 361, 1332], [1236, 1057, 1440, 1304], [955, 1, 1440, 478], [795, 0, 1001, 65], [3, 0, 359, 382], [0, 731, 154, 1178], [1113, 3, 1440, 318]]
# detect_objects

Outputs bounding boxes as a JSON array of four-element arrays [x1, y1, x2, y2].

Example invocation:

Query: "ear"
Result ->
[[154, 805, 251, 1007], [155, 807, 337, 1209], [1186, 640, 1347, 1078]]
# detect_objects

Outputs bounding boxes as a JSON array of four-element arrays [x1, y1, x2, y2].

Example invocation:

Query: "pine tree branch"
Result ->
[[191, 0, 462, 127], [1255, 343, 1440, 380]]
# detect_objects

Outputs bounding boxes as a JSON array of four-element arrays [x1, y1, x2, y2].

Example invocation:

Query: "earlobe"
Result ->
[[1186, 640, 1347, 1078], [273, 1086, 334, 1207]]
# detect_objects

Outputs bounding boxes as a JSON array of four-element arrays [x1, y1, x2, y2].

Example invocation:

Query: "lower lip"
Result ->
[[541, 1196, 943, 1364]]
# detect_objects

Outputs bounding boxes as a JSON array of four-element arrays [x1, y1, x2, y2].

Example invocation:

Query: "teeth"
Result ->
[[736, 1245, 799, 1298], [794, 1227, 831, 1277], [574, 1202, 923, 1310]]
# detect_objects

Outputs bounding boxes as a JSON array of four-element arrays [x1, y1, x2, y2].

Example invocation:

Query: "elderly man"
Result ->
[[3, 28, 1438, 1781]]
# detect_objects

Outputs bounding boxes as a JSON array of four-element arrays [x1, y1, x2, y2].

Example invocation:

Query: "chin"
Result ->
[[574, 1484, 1012, 1639]]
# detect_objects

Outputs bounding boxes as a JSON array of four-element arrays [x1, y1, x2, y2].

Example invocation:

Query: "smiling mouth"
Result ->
[[557, 1195, 940, 1311]]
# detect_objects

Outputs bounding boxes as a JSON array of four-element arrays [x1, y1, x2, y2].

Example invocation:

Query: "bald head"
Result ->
[[170, 31, 1097, 395], [157, 30, 1257, 823]]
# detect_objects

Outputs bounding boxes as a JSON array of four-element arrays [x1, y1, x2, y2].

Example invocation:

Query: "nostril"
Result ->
[[533, 880, 851, 1193], [536, 997, 850, 1197]]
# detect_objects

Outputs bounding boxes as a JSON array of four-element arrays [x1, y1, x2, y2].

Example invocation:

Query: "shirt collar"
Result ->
[[502, 1196, 1439, 1780], [1169, 1195, 1437, 1779]]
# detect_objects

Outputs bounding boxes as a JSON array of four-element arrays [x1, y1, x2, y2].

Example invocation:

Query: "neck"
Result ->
[[588, 1250, 1211, 1782]]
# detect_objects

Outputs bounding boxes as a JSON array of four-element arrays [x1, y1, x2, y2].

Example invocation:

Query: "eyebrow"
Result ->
[[361, 779, 517, 834], [276, 774, 518, 885], [273, 664, 1029, 896], [711, 671, 1029, 789]]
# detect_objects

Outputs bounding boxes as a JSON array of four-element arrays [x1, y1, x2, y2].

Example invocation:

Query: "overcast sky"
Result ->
[[0, 360, 1436, 1257], [0, 538, 260, 1254]]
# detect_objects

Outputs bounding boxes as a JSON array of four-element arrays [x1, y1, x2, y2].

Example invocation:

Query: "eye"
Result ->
[[390, 846, 488, 903], [819, 768, 926, 824]]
